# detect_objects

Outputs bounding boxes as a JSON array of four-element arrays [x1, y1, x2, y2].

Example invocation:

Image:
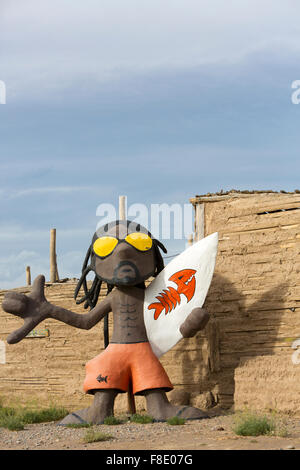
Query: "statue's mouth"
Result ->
[[116, 264, 136, 279], [112, 261, 140, 285]]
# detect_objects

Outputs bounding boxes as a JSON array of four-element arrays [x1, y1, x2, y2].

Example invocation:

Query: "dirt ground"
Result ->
[[0, 410, 300, 451]]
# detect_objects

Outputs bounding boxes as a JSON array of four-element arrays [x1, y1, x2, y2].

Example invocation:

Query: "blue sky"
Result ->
[[0, 0, 300, 288]]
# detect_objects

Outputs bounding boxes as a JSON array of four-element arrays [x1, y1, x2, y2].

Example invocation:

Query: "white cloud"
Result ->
[[0, 248, 88, 289], [8, 186, 104, 199], [0, 224, 91, 242], [0, 249, 48, 288], [2, 0, 300, 99]]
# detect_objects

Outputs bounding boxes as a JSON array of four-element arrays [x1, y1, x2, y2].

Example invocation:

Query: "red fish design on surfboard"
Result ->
[[144, 232, 218, 358], [148, 269, 196, 320]]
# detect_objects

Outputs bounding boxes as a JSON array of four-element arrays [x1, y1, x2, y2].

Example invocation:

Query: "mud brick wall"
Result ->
[[191, 192, 300, 414]]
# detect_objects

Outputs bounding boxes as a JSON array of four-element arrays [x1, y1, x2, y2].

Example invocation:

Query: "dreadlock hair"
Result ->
[[74, 220, 167, 311]]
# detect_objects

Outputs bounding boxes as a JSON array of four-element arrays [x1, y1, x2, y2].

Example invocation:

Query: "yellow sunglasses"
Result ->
[[93, 232, 153, 258]]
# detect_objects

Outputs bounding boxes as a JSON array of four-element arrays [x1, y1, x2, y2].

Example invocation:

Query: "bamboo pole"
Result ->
[[26, 266, 31, 286], [50, 228, 59, 283], [195, 203, 205, 241], [55, 253, 59, 282], [119, 195, 127, 221]]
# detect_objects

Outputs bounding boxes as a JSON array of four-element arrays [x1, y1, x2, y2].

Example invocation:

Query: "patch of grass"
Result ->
[[0, 406, 17, 420], [83, 429, 113, 443], [233, 411, 276, 437], [20, 406, 68, 424], [65, 422, 92, 429], [0, 404, 69, 431], [103, 415, 124, 425], [1, 415, 24, 431], [0, 405, 19, 430], [167, 416, 186, 426], [130, 413, 154, 424]]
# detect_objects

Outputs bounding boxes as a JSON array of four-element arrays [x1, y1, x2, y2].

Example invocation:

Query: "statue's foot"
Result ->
[[58, 408, 90, 426], [152, 404, 209, 422], [58, 390, 119, 426], [58, 406, 114, 426], [144, 389, 209, 422]]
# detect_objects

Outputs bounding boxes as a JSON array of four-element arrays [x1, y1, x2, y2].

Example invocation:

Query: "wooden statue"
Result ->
[[2, 220, 218, 424]]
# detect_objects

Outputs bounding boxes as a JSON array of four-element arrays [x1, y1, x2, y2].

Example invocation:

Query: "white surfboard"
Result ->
[[144, 232, 218, 358]]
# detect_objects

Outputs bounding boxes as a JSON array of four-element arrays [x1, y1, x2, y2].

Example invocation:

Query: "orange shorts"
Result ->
[[83, 342, 173, 395]]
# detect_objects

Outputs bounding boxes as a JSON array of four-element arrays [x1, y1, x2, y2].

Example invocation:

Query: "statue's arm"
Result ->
[[49, 296, 111, 330], [179, 307, 210, 338], [2, 275, 112, 344]]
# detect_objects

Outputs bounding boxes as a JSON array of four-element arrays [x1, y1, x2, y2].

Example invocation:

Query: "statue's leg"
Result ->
[[143, 388, 209, 421], [58, 389, 119, 426], [88, 389, 118, 423]]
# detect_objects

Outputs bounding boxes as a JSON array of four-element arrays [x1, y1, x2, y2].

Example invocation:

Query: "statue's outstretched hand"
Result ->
[[179, 307, 210, 338], [2, 275, 50, 344]]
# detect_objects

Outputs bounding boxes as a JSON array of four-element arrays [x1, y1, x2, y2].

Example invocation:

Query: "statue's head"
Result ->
[[74, 220, 167, 309]]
